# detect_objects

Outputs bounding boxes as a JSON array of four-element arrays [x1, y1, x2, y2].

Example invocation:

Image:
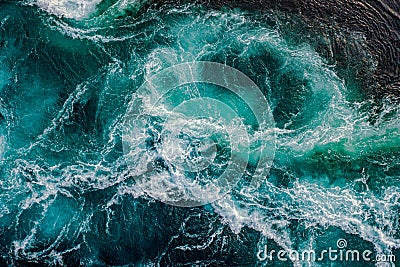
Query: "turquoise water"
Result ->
[[0, 1, 399, 266]]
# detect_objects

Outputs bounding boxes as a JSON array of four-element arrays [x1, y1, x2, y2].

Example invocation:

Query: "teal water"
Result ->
[[0, 0, 399, 266]]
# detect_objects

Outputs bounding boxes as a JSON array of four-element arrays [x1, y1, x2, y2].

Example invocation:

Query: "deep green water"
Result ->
[[0, 0, 399, 266]]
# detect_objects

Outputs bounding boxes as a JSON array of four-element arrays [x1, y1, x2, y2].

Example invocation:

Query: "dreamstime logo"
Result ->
[[257, 238, 396, 263], [122, 61, 276, 207], [336, 238, 347, 249]]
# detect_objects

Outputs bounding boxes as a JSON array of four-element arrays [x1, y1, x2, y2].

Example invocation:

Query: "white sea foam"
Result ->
[[32, 0, 148, 20], [213, 181, 400, 260], [33, 0, 102, 19]]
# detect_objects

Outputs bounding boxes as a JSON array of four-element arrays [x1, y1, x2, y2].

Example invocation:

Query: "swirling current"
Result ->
[[0, 0, 399, 266]]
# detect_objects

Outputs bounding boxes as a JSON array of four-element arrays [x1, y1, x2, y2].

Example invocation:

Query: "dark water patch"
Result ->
[[162, 0, 400, 98]]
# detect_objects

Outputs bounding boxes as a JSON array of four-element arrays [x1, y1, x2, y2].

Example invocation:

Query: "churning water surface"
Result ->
[[0, 0, 399, 266]]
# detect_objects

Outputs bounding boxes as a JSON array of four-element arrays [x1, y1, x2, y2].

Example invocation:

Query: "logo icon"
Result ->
[[336, 239, 348, 249]]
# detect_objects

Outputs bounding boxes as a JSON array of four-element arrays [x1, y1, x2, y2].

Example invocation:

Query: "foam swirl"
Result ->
[[122, 62, 276, 206]]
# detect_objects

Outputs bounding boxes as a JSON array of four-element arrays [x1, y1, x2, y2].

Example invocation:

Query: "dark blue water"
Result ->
[[0, 0, 399, 266]]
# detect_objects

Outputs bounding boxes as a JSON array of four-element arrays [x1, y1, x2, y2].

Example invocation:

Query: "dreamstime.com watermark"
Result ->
[[257, 239, 396, 263]]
